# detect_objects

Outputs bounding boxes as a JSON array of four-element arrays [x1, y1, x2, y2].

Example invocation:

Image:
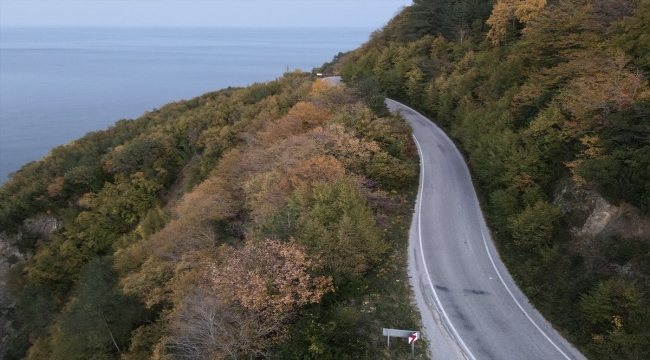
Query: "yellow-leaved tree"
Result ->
[[486, 0, 547, 45]]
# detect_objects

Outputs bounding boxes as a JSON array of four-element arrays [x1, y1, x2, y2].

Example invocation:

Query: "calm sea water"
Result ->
[[0, 27, 372, 183]]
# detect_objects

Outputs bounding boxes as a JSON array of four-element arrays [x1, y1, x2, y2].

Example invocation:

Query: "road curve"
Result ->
[[388, 99, 587, 360]]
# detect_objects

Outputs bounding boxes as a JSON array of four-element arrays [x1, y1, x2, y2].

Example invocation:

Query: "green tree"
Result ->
[[578, 147, 650, 215], [613, 0, 650, 71], [366, 151, 418, 190], [294, 177, 389, 280], [50, 257, 147, 360], [508, 200, 562, 250], [581, 278, 650, 359]]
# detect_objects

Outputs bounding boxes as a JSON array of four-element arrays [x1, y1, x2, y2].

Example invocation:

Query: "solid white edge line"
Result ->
[[412, 133, 477, 360], [478, 226, 573, 360], [392, 98, 575, 360]]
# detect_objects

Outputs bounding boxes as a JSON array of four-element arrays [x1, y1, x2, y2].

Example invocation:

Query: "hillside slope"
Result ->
[[328, 0, 650, 358], [0, 73, 425, 359]]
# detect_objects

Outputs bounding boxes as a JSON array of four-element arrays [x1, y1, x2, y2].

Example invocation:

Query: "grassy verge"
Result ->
[[363, 182, 428, 359]]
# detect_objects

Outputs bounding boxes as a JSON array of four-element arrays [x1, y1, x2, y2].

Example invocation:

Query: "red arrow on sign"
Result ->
[[408, 332, 418, 344]]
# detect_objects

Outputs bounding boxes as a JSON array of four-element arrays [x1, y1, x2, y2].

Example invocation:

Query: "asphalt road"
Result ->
[[387, 99, 587, 360]]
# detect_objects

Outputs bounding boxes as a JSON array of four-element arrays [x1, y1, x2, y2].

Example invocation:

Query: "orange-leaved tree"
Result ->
[[212, 239, 333, 325]]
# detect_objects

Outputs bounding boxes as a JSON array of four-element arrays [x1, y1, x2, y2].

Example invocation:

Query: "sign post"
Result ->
[[383, 328, 420, 358], [408, 332, 418, 356]]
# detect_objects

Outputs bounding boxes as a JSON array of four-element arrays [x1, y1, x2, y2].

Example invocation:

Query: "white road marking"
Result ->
[[478, 225, 573, 360], [413, 134, 477, 360], [394, 98, 576, 360]]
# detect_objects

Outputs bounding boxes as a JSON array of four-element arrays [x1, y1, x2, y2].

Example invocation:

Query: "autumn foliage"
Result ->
[[486, 0, 547, 45], [333, 0, 650, 358], [0, 66, 422, 359], [213, 239, 333, 321]]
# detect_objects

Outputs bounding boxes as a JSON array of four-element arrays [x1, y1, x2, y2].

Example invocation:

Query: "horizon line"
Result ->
[[0, 25, 377, 29]]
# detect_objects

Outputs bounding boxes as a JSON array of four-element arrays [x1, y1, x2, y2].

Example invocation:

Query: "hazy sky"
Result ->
[[0, 0, 413, 28]]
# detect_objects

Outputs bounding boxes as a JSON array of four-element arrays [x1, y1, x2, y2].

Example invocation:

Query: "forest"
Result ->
[[0, 72, 423, 359], [2, 0, 650, 359], [329, 0, 649, 359]]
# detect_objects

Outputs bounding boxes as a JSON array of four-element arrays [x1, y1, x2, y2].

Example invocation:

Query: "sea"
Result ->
[[0, 27, 373, 183]]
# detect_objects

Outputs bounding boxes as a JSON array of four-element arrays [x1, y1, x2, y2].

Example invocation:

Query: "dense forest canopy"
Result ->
[[330, 0, 649, 358], [2, 0, 649, 359], [1, 72, 423, 359]]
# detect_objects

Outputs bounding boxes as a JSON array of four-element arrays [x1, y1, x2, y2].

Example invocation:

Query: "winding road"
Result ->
[[386, 99, 587, 360]]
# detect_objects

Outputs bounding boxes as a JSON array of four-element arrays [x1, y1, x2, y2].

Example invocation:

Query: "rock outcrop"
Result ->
[[0, 215, 61, 354], [555, 179, 650, 240]]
